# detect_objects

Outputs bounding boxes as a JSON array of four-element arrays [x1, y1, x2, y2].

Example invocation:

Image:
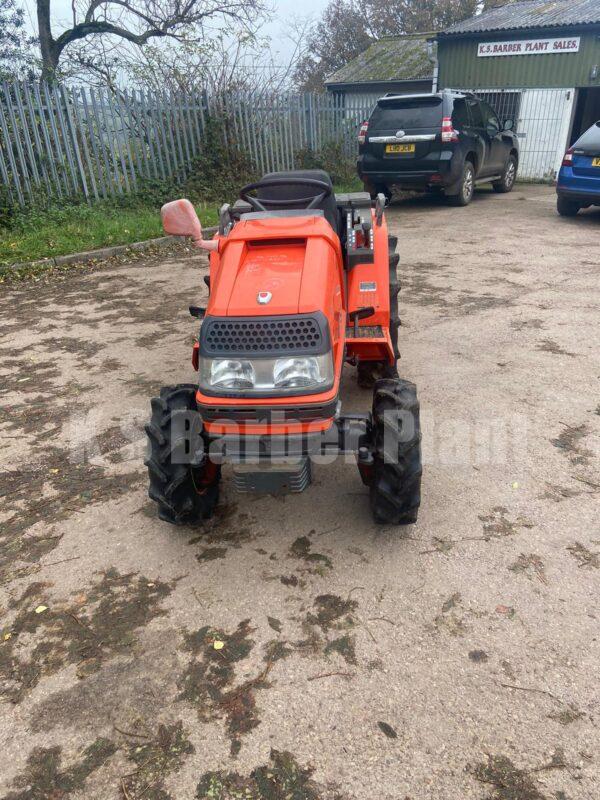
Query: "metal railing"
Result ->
[[0, 83, 375, 206]]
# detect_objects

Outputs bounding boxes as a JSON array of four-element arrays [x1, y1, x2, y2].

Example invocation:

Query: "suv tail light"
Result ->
[[358, 120, 369, 145], [562, 147, 574, 166], [441, 116, 459, 143]]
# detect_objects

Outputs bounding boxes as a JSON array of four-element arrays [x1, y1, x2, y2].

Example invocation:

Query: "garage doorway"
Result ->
[[570, 87, 600, 143]]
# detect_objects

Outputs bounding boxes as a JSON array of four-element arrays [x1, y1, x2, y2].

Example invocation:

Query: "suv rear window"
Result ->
[[575, 122, 600, 151], [370, 98, 443, 130]]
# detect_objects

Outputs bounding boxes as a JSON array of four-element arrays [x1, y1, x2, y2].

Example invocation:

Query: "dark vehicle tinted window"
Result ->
[[575, 122, 600, 150], [481, 102, 500, 132], [452, 99, 470, 130], [466, 99, 484, 128], [371, 98, 443, 130]]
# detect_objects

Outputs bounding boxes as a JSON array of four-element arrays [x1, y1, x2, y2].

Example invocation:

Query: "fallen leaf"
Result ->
[[35, 605, 48, 614], [213, 640, 224, 650], [469, 649, 489, 663], [3, 632, 12, 641], [495, 605, 515, 618], [377, 721, 398, 739], [267, 616, 282, 633]]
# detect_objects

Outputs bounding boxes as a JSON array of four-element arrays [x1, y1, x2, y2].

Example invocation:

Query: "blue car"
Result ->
[[557, 121, 600, 216]]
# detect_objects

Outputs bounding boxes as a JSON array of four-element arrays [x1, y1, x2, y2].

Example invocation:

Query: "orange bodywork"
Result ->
[[196, 211, 393, 436], [345, 209, 394, 364]]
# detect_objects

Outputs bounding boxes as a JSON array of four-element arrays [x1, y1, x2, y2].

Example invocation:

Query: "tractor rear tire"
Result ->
[[369, 378, 422, 525], [145, 384, 220, 525]]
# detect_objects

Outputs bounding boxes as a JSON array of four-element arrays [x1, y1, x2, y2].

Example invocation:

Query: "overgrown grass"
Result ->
[[0, 200, 220, 268], [334, 178, 364, 194]]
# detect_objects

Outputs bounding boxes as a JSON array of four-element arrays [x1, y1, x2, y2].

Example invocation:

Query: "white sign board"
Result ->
[[477, 37, 580, 57]]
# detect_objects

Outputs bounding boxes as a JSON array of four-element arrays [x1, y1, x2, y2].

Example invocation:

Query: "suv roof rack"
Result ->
[[379, 92, 443, 102], [379, 89, 478, 103]]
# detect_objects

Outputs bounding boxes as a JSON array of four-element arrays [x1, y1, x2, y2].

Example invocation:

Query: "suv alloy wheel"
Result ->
[[450, 161, 475, 206]]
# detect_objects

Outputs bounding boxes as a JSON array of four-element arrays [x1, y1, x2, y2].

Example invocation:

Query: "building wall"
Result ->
[[438, 29, 600, 89], [327, 80, 434, 112]]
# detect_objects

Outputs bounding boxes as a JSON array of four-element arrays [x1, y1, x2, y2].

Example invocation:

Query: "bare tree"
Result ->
[[118, 27, 298, 94], [293, 0, 480, 91], [36, 0, 266, 81], [292, 0, 372, 93]]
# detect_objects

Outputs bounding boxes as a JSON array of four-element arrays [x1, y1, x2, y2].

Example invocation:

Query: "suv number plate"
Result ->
[[592, 158, 600, 167], [386, 144, 415, 154]]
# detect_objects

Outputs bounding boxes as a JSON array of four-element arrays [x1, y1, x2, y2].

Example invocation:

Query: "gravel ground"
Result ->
[[0, 184, 598, 800]]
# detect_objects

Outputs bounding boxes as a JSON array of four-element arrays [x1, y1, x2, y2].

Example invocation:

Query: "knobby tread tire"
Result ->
[[369, 378, 422, 525], [145, 384, 220, 526]]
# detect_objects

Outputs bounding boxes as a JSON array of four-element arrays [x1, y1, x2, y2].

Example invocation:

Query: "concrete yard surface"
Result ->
[[0, 184, 598, 799]]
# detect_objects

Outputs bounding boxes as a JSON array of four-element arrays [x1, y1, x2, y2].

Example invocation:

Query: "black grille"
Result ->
[[200, 313, 330, 358]]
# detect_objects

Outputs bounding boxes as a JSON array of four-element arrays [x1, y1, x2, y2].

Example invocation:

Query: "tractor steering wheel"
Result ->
[[239, 177, 332, 214]]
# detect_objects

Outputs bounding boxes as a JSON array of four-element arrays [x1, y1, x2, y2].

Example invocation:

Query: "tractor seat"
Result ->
[[257, 170, 341, 234]]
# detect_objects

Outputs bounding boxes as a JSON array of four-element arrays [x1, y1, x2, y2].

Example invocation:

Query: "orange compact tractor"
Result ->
[[145, 170, 422, 526]]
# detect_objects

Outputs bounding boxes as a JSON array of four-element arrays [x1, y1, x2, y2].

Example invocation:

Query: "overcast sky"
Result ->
[[20, 0, 328, 63]]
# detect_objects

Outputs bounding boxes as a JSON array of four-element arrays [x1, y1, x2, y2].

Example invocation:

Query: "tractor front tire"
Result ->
[[145, 384, 220, 525], [369, 378, 422, 525]]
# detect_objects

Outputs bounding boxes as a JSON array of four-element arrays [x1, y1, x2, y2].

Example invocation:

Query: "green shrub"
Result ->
[[0, 185, 16, 228], [295, 140, 356, 186], [183, 115, 258, 203]]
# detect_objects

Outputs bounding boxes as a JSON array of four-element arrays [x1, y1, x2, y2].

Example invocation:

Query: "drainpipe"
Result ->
[[427, 39, 439, 93]]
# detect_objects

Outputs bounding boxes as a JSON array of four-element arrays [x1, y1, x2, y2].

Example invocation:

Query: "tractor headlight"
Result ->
[[273, 357, 323, 389], [198, 353, 333, 395], [206, 359, 256, 390]]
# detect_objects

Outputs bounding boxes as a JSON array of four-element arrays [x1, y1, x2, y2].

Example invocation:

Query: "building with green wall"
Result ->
[[437, 0, 600, 180]]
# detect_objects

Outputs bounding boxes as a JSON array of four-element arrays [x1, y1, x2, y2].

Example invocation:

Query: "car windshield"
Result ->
[[574, 121, 600, 150], [371, 98, 443, 130]]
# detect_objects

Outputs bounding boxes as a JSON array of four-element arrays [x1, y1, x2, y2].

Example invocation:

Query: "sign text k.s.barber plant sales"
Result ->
[[478, 37, 580, 57]]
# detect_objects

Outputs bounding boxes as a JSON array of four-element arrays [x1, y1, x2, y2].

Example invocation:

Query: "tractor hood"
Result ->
[[208, 215, 342, 319], [227, 238, 306, 316]]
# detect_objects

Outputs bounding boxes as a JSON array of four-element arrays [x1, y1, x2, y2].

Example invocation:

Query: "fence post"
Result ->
[[2, 81, 34, 201], [31, 82, 64, 198], [79, 87, 108, 199], [70, 86, 99, 201], [0, 83, 25, 204]]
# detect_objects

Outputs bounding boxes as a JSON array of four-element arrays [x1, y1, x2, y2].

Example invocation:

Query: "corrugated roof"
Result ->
[[325, 34, 433, 85], [441, 0, 600, 36]]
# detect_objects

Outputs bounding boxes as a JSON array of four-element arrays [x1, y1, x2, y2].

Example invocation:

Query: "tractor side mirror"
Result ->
[[160, 199, 218, 251]]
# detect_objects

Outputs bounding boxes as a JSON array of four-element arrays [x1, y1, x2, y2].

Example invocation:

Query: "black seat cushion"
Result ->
[[257, 169, 340, 233]]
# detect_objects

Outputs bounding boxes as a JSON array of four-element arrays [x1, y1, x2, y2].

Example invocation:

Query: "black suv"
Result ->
[[357, 90, 519, 206]]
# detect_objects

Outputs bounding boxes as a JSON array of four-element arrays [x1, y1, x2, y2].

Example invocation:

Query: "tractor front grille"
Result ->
[[200, 313, 330, 357]]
